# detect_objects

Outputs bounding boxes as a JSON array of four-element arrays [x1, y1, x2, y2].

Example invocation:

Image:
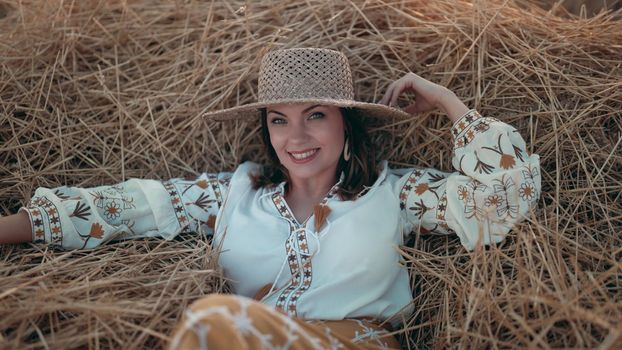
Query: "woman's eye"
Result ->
[[309, 112, 325, 120], [270, 118, 286, 124]]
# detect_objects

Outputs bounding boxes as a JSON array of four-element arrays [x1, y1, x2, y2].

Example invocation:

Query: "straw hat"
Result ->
[[203, 47, 412, 121]]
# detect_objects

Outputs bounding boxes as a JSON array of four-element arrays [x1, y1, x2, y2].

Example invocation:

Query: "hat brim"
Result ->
[[202, 98, 413, 121]]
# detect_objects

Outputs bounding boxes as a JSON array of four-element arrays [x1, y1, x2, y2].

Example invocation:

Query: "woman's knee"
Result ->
[[188, 293, 242, 313], [171, 294, 245, 350], [171, 293, 279, 350]]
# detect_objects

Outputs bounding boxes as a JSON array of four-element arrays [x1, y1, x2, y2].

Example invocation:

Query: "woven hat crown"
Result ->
[[258, 48, 354, 102], [202, 47, 411, 121]]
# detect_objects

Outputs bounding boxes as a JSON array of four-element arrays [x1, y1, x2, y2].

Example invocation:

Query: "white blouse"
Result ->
[[20, 110, 541, 327]]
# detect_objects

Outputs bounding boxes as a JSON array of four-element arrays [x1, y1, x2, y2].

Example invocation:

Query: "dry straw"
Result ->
[[1, 0, 621, 348]]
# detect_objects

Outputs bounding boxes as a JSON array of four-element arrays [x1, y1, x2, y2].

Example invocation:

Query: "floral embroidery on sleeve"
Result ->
[[463, 179, 488, 220], [162, 172, 233, 234], [482, 133, 518, 170], [89, 185, 137, 227], [397, 109, 541, 250], [398, 169, 452, 235], [399, 170, 425, 210], [75, 222, 106, 249], [22, 171, 233, 250], [69, 201, 91, 221], [492, 174, 518, 219]]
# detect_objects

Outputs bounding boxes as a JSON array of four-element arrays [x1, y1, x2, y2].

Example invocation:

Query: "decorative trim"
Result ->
[[271, 192, 303, 316], [207, 174, 224, 207], [287, 231, 313, 315], [269, 184, 339, 316], [26, 196, 64, 245], [451, 109, 481, 137], [162, 180, 190, 230], [454, 117, 498, 149], [399, 169, 425, 210], [435, 193, 449, 232]]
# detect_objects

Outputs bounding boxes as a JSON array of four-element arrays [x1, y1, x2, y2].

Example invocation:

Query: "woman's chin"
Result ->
[[283, 163, 340, 183], [285, 167, 321, 180]]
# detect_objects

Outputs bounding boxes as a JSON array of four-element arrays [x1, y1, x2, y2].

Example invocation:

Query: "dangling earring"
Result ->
[[343, 137, 351, 161]]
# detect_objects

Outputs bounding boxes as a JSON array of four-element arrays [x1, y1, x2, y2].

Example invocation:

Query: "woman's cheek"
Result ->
[[270, 133, 287, 158], [273, 134, 285, 149]]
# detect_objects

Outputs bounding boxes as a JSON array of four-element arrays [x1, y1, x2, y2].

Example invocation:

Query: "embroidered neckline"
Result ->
[[272, 173, 343, 227]]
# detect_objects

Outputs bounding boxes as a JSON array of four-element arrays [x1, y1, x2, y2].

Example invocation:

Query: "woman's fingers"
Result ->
[[379, 81, 403, 107], [404, 102, 418, 114], [380, 72, 452, 115], [379, 72, 421, 108], [389, 82, 401, 107], [379, 81, 396, 106], [389, 78, 414, 107]]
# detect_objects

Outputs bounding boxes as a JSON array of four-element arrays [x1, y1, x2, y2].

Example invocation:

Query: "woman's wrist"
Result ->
[[0, 211, 33, 245], [437, 90, 470, 123]]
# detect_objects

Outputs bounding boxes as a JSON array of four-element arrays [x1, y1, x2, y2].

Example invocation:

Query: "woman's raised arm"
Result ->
[[379, 72, 470, 122], [382, 73, 541, 250]]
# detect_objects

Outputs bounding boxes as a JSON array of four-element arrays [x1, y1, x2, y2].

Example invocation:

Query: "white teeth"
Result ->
[[290, 149, 318, 160]]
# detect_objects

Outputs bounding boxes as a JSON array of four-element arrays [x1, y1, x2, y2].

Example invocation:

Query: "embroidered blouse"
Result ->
[[19, 110, 541, 327]]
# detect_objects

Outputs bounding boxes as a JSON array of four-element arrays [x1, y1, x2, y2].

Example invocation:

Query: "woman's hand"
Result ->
[[378, 72, 470, 123]]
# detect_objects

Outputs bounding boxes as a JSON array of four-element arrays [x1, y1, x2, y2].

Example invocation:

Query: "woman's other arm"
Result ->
[[3, 171, 232, 250]]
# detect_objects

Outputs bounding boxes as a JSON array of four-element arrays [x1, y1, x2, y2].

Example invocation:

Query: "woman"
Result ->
[[0, 48, 540, 349]]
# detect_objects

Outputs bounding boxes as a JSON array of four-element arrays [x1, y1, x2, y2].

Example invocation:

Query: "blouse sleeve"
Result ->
[[394, 109, 541, 251], [19, 171, 233, 250]]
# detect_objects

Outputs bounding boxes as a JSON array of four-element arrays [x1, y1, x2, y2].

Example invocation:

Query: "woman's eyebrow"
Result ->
[[267, 105, 322, 116]]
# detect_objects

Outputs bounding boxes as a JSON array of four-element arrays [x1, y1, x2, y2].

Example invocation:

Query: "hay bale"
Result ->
[[0, 0, 620, 348]]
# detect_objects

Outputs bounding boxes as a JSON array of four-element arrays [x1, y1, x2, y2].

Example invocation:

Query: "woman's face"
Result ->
[[266, 103, 345, 183]]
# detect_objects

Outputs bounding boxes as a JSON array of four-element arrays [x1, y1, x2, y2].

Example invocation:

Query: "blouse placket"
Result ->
[[268, 182, 340, 316]]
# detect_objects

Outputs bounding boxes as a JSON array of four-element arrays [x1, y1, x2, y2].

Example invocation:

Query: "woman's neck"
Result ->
[[286, 174, 337, 200], [284, 173, 337, 224]]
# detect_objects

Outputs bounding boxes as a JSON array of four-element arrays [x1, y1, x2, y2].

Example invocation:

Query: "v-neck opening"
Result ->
[[281, 195, 311, 227], [273, 177, 343, 228]]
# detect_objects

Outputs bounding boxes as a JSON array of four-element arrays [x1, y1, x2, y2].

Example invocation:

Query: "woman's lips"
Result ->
[[288, 148, 319, 164]]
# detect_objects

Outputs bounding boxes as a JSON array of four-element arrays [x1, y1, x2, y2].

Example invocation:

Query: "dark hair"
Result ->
[[250, 107, 379, 201]]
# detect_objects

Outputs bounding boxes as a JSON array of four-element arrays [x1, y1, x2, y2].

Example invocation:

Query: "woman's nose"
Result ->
[[289, 122, 309, 141]]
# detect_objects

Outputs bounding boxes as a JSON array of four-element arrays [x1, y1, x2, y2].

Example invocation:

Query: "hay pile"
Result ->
[[1, 0, 620, 348]]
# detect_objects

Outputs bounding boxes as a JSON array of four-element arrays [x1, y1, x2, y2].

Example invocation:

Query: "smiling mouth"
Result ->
[[288, 148, 319, 161]]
